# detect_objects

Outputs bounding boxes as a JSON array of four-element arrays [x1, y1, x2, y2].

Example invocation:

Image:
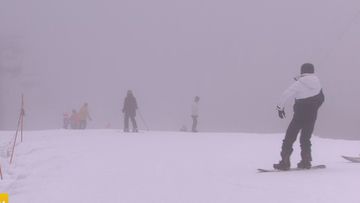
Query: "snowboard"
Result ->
[[258, 164, 326, 173], [342, 155, 360, 163]]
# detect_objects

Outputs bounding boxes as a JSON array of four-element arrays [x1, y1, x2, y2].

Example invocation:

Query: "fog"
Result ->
[[1, 0, 360, 139]]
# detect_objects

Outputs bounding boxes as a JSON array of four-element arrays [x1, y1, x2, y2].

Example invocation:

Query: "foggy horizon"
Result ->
[[1, 0, 360, 139]]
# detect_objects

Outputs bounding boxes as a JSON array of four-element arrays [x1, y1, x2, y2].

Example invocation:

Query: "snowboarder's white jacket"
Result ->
[[277, 73, 322, 110], [192, 102, 199, 116]]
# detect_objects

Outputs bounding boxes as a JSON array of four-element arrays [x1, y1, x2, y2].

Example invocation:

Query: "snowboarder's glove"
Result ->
[[278, 110, 285, 119], [277, 106, 285, 119]]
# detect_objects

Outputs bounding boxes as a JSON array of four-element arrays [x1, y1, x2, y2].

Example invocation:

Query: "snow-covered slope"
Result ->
[[0, 130, 359, 203]]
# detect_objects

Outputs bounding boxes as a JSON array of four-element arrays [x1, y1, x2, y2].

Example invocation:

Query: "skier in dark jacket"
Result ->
[[122, 90, 138, 132], [273, 63, 325, 170]]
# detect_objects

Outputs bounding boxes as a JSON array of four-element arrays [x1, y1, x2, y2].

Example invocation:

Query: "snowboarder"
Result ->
[[122, 90, 138, 132], [274, 63, 325, 170], [191, 96, 200, 132], [78, 103, 92, 129]]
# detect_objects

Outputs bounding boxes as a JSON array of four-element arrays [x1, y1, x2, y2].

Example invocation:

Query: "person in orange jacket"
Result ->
[[78, 103, 92, 129]]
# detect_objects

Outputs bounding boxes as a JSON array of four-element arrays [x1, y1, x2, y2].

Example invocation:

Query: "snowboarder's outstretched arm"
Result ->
[[277, 81, 302, 110]]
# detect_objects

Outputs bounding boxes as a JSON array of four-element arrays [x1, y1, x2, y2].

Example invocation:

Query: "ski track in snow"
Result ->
[[0, 130, 360, 203]]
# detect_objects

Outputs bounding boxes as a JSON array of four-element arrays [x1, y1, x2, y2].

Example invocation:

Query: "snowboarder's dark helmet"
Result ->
[[195, 96, 200, 102], [301, 63, 314, 74]]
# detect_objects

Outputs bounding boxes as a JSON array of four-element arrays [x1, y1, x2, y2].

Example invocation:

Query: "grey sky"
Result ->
[[1, 0, 360, 138]]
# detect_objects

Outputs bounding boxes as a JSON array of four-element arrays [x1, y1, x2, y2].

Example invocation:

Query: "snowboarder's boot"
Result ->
[[273, 148, 293, 170], [297, 160, 311, 169], [298, 150, 312, 169], [273, 159, 290, 170], [133, 128, 138, 133]]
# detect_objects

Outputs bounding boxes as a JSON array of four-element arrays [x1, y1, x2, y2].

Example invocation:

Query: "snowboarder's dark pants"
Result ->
[[282, 110, 317, 162], [281, 91, 324, 162], [124, 114, 137, 130], [192, 115, 198, 132], [79, 120, 87, 129]]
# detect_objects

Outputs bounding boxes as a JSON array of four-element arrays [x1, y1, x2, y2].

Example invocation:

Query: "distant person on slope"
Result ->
[[122, 90, 138, 132], [191, 96, 200, 132], [63, 112, 70, 129], [273, 63, 325, 170], [78, 103, 92, 129], [70, 109, 80, 129]]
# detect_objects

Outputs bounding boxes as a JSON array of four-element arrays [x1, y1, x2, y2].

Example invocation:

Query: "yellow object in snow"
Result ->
[[0, 193, 8, 203]]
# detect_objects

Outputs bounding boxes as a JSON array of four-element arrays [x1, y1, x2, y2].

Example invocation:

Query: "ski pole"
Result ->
[[20, 94, 24, 142], [138, 110, 150, 131], [0, 163, 3, 180]]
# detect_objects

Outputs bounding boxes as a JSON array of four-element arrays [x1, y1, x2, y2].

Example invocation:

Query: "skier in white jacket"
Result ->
[[191, 96, 200, 132], [274, 63, 325, 170]]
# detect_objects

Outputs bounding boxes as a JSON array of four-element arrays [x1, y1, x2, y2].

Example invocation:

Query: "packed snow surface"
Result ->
[[0, 130, 360, 203]]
